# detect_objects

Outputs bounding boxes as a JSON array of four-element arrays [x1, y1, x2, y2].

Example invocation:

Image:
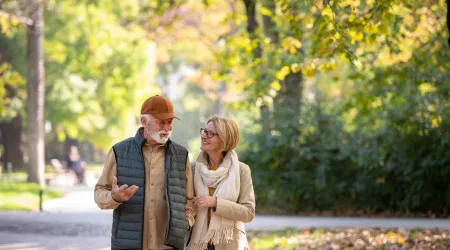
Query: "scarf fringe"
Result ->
[[187, 225, 235, 250]]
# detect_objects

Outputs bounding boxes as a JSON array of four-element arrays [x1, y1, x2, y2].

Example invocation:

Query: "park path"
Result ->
[[1, 209, 449, 250], [0, 169, 449, 250]]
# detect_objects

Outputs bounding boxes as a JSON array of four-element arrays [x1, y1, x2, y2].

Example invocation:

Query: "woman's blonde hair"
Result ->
[[207, 115, 240, 153]]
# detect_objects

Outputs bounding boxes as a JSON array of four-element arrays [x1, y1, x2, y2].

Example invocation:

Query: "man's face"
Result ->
[[144, 116, 174, 144]]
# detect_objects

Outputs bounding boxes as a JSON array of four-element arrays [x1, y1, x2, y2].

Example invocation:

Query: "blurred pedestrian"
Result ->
[[65, 145, 86, 185]]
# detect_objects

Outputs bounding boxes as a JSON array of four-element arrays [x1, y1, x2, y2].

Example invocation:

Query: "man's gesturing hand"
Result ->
[[111, 176, 139, 203]]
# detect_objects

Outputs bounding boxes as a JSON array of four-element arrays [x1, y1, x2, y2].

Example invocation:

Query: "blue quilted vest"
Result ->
[[111, 128, 189, 249]]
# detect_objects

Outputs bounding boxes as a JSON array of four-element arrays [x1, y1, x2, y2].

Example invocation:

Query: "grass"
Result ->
[[0, 163, 104, 211], [247, 228, 450, 250], [0, 180, 64, 211], [1, 171, 27, 182]]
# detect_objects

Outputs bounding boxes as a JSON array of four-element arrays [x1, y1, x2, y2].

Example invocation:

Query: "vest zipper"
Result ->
[[139, 148, 146, 249], [164, 149, 172, 244]]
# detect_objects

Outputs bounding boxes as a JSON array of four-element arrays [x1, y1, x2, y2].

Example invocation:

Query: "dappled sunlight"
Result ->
[[248, 228, 450, 250]]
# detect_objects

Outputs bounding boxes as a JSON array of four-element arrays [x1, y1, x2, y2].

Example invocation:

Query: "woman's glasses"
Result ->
[[200, 128, 218, 138]]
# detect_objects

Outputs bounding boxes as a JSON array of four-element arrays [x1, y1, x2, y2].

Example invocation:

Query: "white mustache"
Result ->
[[150, 130, 171, 143], [157, 130, 170, 136]]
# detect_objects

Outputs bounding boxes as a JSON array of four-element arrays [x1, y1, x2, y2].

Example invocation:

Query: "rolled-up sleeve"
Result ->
[[94, 148, 121, 210], [186, 159, 196, 227], [214, 163, 256, 223]]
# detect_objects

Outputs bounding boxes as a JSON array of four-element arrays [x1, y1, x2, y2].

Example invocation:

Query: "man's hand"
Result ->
[[185, 204, 194, 214], [194, 195, 217, 208], [111, 176, 139, 203]]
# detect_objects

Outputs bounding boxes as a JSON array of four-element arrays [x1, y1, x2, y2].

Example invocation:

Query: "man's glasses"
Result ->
[[200, 128, 218, 138]]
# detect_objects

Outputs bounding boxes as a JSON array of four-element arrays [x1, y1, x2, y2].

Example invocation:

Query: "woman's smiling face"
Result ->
[[200, 121, 222, 153]]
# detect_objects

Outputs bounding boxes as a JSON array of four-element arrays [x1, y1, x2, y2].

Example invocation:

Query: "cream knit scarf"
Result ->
[[187, 150, 241, 250]]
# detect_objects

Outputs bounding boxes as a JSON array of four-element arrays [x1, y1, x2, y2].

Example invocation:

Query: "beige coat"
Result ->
[[191, 158, 256, 250]]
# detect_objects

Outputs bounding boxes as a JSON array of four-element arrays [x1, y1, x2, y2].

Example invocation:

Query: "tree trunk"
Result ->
[[26, 0, 45, 186], [262, 0, 278, 44], [261, 0, 303, 127], [273, 72, 303, 132], [447, 0, 449, 48], [243, 0, 262, 59], [242, 0, 303, 131], [283, 71, 303, 118], [0, 116, 26, 171], [243, 0, 270, 132]]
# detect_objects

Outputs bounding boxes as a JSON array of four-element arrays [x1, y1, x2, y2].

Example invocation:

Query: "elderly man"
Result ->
[[94, 95, 194, 250]]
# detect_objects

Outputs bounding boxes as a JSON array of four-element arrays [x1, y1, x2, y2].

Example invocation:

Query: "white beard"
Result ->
[[149, 130, 171, 144]]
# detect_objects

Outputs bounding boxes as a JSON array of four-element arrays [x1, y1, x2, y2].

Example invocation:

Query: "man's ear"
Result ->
[[140, 117, 147, 127]]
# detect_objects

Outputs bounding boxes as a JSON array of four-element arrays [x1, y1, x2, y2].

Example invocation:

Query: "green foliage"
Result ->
[[42, 0, 158, 150], [1, 0, 448, 214], [242, 96, 449, 215], [229, 0, 450, 215], [1, 0, 174, 150], [0, 21, 27, 121], [0, 62, 25, 121]]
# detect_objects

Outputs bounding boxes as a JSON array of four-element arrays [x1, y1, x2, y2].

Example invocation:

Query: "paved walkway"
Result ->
[[1, 210, 449, 250], [0, 171, 449, 249]]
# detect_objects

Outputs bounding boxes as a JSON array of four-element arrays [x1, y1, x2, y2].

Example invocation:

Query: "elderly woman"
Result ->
[[187, 115, 256, 250]]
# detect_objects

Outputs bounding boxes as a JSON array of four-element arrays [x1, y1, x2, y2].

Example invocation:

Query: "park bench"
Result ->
[[45, 159, 78, 186]]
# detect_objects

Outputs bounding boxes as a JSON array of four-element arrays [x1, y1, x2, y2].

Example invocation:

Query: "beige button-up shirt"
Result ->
[[94, 143, 194, 250]]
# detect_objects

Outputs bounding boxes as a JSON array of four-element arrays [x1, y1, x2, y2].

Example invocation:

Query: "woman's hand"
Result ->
[[194, 195, 217, 208]]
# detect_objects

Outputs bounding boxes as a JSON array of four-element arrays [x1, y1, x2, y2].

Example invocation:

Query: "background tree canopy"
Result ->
[[0, 0, 449, 215]]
